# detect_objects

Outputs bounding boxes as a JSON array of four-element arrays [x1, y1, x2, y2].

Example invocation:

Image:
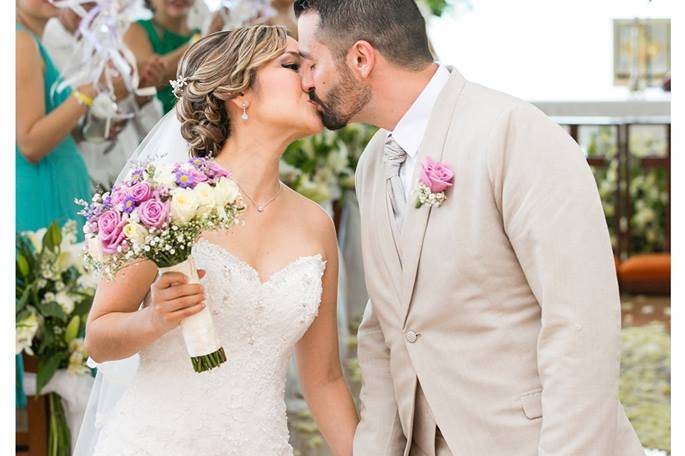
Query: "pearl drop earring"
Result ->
[[241, 103, 249, 121]]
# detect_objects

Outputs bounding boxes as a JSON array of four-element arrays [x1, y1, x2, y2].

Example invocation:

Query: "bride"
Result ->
[[80, 25, 358, 455]]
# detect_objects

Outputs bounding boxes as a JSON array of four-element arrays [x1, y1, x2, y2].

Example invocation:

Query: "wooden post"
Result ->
[[16, 356, 49, 456]]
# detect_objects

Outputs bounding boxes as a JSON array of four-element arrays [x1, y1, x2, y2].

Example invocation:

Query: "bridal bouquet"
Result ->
[[76, 157, 245, 372]]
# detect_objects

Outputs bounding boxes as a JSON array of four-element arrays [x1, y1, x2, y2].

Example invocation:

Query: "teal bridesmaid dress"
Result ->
[[15, 23, 92, 409]]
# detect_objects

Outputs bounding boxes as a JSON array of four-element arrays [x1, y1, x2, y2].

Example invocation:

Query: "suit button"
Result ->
[[405, 330, 418, 343]]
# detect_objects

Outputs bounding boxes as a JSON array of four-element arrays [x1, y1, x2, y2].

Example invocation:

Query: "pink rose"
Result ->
[[191, 169, 208, 183], [419, 157, 454, 193], [138, 198, 170, 229], [209, 161, 230, 178], [110, 186, 128, 205], [128, 182, 153, 203], [97, 210, 127, 254]]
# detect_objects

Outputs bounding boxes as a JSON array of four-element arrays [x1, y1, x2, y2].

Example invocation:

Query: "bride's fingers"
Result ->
[[159, 283, 205, 301], [159, 294, 206, 313], [155, 272, 189, 289], [163, 302, 207, 325]]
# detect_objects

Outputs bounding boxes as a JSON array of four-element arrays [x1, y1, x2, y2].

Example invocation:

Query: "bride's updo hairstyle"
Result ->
[[175, 25, 289, 158]]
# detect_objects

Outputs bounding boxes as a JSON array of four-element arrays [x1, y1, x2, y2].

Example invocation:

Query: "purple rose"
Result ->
[[138, 198, 170, 229], [97, 210, 127, 254], [128, 182, 153, 203], [419, 157, 454, 193]]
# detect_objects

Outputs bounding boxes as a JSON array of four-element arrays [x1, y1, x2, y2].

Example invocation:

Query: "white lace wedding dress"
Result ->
[[91, 240, 326, 456]]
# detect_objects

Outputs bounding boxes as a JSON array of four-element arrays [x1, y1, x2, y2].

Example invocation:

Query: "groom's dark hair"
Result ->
[[294, 0, 433, 70]]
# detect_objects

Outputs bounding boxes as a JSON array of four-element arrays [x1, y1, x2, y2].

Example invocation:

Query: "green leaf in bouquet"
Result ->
[[30, 285, 40, 310], [36, 352, 66, 396], [17, 252, 30, 278], [37, 329, 56, 354], [17, 284, 32, 312], [64, 316, 80, 344], [16, 307, 32, 324], [72, 297, 93, 319], [41, 302, 68, 322], [43, 222, 62, 252]]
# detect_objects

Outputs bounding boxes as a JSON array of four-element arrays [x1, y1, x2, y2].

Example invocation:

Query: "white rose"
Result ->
[[171, 188, 199, 224], [55, 291, 76, 315], [87, 236, 105, 263], [156, 164, 177, 187], [214, 177, 241, 207], [193, 182, 215, 215], [16, 312, 39, 355], [123, 222, 148, 248]]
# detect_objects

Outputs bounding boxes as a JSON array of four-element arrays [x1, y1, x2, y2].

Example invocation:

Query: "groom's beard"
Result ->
[[308, 64, 371, 130]]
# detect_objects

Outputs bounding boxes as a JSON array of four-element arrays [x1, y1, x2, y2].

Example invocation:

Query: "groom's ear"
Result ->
[[346, 40, 376, 80]]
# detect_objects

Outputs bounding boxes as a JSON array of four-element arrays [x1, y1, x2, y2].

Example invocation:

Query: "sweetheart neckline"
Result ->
[[195, 239, 326, 286]]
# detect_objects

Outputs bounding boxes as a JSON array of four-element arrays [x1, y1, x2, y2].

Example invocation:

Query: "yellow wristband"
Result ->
[[73, 90, 93, 107], [190, 33, 202, 44]]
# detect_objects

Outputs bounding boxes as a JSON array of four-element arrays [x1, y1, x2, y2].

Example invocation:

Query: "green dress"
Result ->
[[137, 19, 200, 114], [15, 24, 92, 408]]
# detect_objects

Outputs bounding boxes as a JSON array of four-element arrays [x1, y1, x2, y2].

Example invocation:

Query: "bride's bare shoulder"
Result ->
[[282, 186, 337, 244]]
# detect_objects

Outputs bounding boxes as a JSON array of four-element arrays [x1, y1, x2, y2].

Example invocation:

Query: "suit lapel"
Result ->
[[398, 68, 467, 328]]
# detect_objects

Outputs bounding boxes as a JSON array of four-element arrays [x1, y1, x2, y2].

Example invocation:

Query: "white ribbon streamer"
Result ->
[[51, 0, 156, 106]]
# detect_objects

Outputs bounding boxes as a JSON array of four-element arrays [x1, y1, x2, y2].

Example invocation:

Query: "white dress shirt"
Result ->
[[43, 18, 163, 188], [387, 65, 451, 200]]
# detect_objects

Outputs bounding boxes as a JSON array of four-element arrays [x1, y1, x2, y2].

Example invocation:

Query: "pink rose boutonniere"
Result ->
[[415, 157, 454, 209]]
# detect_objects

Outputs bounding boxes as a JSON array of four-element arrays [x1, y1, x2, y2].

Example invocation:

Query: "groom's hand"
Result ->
[[149, 270, 207, 333]]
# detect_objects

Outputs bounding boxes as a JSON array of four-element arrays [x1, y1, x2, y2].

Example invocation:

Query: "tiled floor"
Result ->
[[621, 294, 671, 332]]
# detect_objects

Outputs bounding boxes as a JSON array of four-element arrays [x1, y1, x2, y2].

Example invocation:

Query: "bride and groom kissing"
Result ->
[[80, 0, 644, 455]]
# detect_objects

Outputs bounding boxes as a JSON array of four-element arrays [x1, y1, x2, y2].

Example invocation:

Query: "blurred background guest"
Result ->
[[124, 0, 202, 114], [15, 0, 126, 418], [266, 0, 296, 37], [207, 0, 297, 37], [43, 3, 165, 189]]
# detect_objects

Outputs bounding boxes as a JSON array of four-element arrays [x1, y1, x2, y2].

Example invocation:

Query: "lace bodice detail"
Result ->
[[92, 240, 326, 456]]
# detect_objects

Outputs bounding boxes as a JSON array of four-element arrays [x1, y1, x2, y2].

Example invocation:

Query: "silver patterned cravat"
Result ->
[[384, 136, 408, 223]]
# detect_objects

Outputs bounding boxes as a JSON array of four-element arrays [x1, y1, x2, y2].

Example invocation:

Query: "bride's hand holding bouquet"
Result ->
[[77, 157, 245, 372]]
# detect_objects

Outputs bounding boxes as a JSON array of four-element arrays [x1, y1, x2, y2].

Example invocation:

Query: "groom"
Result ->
[[296, 1, 643, 455]]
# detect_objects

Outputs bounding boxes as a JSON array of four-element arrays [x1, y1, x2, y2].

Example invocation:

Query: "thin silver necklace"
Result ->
[[236, 181, 284, 213]]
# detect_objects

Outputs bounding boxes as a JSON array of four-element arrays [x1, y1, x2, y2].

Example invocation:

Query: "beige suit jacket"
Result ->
[[352, 68, 643, 456]]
